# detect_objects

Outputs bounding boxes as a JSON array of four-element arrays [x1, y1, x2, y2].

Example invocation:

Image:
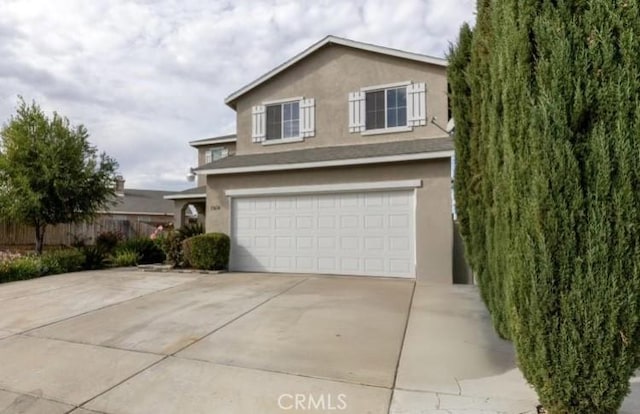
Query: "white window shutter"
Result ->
[[252, 105, 266, 142], [205, 150, 212, 164], [348, 91, 365, 132], [407, 82, 426, 126], [300, 98, 315, 138]]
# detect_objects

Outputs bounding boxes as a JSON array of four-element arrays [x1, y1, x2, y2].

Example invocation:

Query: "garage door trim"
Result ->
[[225, 179, 422, 198]]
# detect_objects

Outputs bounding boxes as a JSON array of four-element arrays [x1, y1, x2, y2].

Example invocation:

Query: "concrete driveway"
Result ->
[[0, 270, 636, 414]]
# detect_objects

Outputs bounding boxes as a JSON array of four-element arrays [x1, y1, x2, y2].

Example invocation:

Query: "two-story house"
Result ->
[[173, 36, 454, 283]]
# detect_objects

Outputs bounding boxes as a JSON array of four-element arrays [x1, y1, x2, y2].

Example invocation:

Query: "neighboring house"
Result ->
[[104, 176, 175, 233], [164, 134, 237, 226], [174, 35, 455, 283]]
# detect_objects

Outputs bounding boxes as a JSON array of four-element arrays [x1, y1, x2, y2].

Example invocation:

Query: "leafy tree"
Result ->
[[0, 98, 118, 254], [451, 0, 640, 412]]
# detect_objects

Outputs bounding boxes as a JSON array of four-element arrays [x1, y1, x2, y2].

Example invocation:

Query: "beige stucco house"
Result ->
[[171, 35, 454, 283]]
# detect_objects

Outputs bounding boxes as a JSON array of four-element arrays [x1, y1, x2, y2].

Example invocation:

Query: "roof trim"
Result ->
[[197, 150, 454, 176], [163, 193, 207, 200], [224, 35, 448, 107], [189, 135, 237, 147], [225, 179, 422, 198]]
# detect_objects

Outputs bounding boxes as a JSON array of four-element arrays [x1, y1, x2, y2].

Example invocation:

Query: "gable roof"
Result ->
[[189, 134, 236, 148], [195, 137, 453, 175], [106, 189, 175, 215], [224, 35, 448, 108]]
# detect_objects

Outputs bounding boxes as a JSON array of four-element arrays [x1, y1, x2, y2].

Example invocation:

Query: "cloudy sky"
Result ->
[[0, 0, 475, 191]]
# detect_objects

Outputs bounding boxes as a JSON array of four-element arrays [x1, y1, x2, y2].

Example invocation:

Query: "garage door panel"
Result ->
[[231, 190, 415, 278]]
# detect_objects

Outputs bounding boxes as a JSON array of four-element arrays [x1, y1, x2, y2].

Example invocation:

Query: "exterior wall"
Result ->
[[196, 142, 237, 186], [233, 44, 449, 155], [205, 158, 453, 284]]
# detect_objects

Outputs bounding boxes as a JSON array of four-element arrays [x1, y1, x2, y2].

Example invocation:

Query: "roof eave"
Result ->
[[224, 35, 448, 108], [195, 150, 454, 176]]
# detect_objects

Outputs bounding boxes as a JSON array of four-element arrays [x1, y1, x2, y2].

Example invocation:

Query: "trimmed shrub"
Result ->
[[116, 237, 165, 264], [95, 231, 123, 254], [80, 245, 107, 270], [112, 249, 140, 267], [0, 256, 42, 283], [182, 233, 229, 270], [40, 249, 85, 275]]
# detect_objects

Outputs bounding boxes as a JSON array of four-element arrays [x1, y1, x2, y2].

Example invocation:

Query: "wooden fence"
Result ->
[[0, 216, 162, 247]]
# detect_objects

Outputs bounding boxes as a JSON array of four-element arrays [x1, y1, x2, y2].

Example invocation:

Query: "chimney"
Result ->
[[115, 175, 125, 197]]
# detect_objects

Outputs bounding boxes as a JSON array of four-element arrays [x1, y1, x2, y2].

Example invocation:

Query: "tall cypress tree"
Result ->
[[451, 0, 640, 411]]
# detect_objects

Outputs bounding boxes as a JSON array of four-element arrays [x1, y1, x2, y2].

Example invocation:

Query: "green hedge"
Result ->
[[0, 256, 43, 283], [40, 249, 85, 275], [0, 248, 85, 283], [182, 233, 230, 270], [116, 237, 165, 264]]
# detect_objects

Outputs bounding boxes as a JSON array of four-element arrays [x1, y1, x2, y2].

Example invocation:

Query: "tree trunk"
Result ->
[[34, 224, 46, 255]]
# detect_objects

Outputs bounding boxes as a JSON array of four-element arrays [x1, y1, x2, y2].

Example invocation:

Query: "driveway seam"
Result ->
[[74, 276, 311, 411], [0, 385, 76, 410], [169, 276, 312, 356], [172, 354, 392, 390], [16, 276, 207, 336], [387, 280, 416, 414]]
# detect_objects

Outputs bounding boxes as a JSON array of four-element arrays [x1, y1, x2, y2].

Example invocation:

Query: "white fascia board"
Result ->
[[224, 35, 447, 106], [225, 179, 422, 197], [197, 150, 454, 176], [189, 137, 236, 147], [163, 193, 207, 200]]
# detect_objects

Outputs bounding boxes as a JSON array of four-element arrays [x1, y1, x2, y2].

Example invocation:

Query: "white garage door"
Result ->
[[230, 189, 415, 278]]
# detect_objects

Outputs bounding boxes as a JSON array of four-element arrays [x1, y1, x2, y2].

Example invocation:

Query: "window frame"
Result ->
[[360, 81, 413, 136], [263, 97, 303, 143]]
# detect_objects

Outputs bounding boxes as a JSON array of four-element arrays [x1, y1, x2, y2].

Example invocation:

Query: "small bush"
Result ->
[[116, 237, 165, 264], [112, 249, 140, 267], [81, 245, 107, 270], [0, 256, 43, 283], [182, 233, 230, 270], [41, 249, 85, 275], [96, 231, 123, 254], [177, 222, 204, 240]]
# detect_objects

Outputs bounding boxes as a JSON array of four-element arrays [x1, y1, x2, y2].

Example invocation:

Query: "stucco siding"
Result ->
[[205, 158, 452, 284], [234, 44, 448, 155]]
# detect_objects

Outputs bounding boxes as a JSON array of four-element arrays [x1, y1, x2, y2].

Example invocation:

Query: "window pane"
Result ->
[[397, 107, 407, 126], [366, 90, 385, 130], [266, 105, 282, 140], [387, 89, 397, 108], [388, 109, 397, 127], [281, 102, 300, 138], [387, 87, 407, 128], [397, 88, 406, 107]]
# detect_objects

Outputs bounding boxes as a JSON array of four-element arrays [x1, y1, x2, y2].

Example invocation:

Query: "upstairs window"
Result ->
[[349, 82, 425, 134], [266, 101, 300, 140], [365, 87, 407, 130], [252, 98, 314, 144], [205, 147, 229, 163]]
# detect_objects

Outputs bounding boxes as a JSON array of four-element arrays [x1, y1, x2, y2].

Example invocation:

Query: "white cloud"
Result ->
[[0, 0, 475, 190]]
